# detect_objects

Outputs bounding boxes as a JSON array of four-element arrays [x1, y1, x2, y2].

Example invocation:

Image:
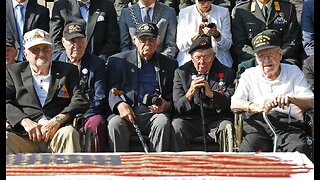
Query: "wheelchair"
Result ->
[[231, 108, 314, 161], [73, 114, 100, 152]]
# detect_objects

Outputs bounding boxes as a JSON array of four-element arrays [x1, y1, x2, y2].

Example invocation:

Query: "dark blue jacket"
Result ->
[[106, 49, 178, 115], [53, 51, 109, 119]]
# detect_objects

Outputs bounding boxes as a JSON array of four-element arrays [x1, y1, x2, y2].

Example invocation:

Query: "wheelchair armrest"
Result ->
[[231, 108, 244, 114], [305, 108, 314, 116], [73, 113, 84, 130], [304, 108, 314, 137], [304, 109, 314, 126], [231, 108, 245, 152]]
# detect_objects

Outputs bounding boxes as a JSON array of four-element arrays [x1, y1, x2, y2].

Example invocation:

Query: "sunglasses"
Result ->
[[138, 36, 157, 43], [29, 46, 52, 55], [197, 0, 212, 4]]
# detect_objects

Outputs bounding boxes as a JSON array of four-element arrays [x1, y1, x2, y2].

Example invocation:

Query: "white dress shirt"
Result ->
[[30, 64, 52, 124], [231, 64, 314, 120]]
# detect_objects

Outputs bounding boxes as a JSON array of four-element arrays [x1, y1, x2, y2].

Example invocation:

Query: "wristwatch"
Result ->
[[54, 115, 63, 125], [213, 31, 221, 39]]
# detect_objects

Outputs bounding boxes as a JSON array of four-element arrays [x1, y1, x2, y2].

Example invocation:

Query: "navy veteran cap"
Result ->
[[6, 37, 15, 48], [63, 22, 86, 41], [135, 23, 158, 38], [188, 36, 212, 54], [252, 29, 281, 53]]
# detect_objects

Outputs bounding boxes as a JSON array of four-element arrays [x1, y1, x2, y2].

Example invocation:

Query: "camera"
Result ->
[[202, 18, 215, 28], [142, 89, 162, 106], [207, 23, 216, 28]]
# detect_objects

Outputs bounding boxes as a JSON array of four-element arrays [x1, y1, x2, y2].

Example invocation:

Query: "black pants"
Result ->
[[171, 114, 232, 152], [240, 112, 311, 158]]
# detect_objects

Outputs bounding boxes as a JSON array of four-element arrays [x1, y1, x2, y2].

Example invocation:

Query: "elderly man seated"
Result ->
[[6, 29, 88, 153], [231, 29, 314, 158]]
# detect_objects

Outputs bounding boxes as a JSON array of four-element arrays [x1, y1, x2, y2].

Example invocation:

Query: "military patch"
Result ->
[[274, 1, 281, 11], [253, 35, 271, 48], [57, 85, 70, 98], [274, 15, 287, 25]]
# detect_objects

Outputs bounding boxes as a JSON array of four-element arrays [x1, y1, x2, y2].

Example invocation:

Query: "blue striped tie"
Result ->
[[15, 4, 24, 61], [143, 7, 151, 22]]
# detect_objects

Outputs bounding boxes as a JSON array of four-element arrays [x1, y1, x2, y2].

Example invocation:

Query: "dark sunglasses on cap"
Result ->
[[197, 0, 212, 4]]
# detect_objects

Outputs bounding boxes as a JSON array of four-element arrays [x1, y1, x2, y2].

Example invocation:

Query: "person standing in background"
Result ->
[[301, 0, 314, 57], [6, 37, 18, 65], [176, 0, 233, 68], [6, 0, 49, 62], [50, 0, 120, 61], [118, 0, 178, 59]]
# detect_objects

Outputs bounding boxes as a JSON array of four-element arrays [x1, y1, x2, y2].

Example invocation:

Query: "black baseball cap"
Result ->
[[252, 29, 281, 53], [135, 22, 158, 38], [6, 37, 15, 49], [63, 22, 86, 41], [188, 36, 212, 54]]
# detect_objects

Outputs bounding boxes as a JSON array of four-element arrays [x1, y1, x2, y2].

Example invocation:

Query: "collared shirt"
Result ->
[[30, 64, 52, 107], [30, 64, 52, 125], [138, 1, 155, 22], [231, 63, 314, 120], [12, 0, 28, 62], [138, 56, 157, 102], [12, 0, 28, 14], [78, 0, 90, 22], [256, 0, 272, 13]]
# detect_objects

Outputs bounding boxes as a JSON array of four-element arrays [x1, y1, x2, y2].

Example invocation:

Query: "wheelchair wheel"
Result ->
[[84, 127, 100, 152], [220, 124, 234, 152]]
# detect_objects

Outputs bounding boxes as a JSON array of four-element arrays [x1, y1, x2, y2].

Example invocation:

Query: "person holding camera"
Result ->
[[171, 36, 235, 151], [176, 0, 233, 68], [106, 22, 178, 152]]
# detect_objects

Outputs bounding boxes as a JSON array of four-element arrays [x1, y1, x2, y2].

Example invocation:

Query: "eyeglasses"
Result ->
[[197, 0, 212, 5], [193, 55, 213, 63], [29, 46, 52, 55], [256, 49, 280, 61], [138, 36, 157, 43]]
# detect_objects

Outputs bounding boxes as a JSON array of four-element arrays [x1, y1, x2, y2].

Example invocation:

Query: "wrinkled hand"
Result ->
[[117, 102, 136, 124], [262, 95, 291, 112], [262, 99, 278, 112], [186, 76, 213, 101], [20, 118, 43, 142], [274, 95, 290, 109], [196, 23, 207, 37], [186, 76, 204, 101], [149, 97, 171, 113], [203, 79, 214, 98], [40, 120, 60, 143]]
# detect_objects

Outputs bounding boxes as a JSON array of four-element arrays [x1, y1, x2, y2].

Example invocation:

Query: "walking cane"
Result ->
[[199, 88, 207, 152], [262, 112, 277, 153], [133, 123, 149, 153], [111, 88, 149, 153]]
